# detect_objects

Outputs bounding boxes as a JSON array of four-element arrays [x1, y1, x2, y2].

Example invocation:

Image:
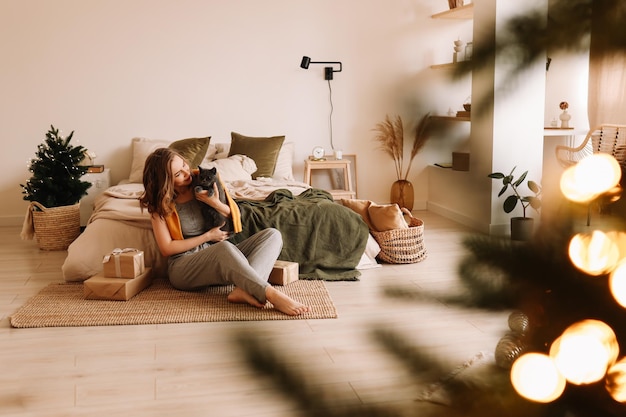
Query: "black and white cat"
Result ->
[[192, 166, 233, 233]]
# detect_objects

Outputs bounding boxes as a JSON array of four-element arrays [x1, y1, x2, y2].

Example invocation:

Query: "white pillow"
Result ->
[[128, 138, 169, 183], [201, 141, 294, 181], [200, 155, 257, 182]]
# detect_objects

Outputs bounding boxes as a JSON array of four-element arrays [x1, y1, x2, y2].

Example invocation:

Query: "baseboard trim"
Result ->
[[426, 202, 490, 234], [0, 216, 25, 227]]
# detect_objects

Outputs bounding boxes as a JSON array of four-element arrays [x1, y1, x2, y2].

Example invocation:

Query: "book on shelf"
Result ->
[[87, 165, 105, 173], [456, 111, 471, 118]]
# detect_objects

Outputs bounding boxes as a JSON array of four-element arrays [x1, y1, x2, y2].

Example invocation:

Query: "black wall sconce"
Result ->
[[300, 56, 343, 80]]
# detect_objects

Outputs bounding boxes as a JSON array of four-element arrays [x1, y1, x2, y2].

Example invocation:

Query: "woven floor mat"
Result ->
[[10, 279, 337, 328]]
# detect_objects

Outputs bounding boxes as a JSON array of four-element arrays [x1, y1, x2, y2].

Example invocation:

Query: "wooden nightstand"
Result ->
[[81, 168, 111, 226], [303, 157, 356, 200]]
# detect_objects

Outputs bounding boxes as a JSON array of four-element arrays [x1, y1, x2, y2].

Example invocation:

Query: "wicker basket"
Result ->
[[31, 202, 81, 251], [371, 208, 427, 264]]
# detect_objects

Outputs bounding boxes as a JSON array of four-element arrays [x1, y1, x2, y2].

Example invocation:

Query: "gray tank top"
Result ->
[[175, 199, 206, 238]]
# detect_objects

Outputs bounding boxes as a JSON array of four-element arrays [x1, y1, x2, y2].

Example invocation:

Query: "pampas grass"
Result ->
[[373, 113, 431, 181]]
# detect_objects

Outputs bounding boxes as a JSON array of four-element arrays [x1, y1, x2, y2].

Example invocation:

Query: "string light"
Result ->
[[568, 230, 620, 275], [510, 353, 566, 402], [549, 320, 619, 385], [509, 153, 626, 403], [560, 153, 621, 203]]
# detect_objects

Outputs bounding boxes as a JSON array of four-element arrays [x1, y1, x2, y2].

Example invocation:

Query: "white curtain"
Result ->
[[587, 3, 626, 127], [588, 53, 626, 127]]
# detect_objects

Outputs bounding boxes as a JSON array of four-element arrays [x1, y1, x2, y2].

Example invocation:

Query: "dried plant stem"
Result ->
[[373, 113, 431, 181], [403, 113, 431, 180]]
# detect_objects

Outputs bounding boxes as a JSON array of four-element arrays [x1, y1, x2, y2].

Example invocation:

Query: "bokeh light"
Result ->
[[568, 230, 620, 276], [560, 154, 621, 203], [510, 353, 566, 403], [610, 260, 626, 308], [550, 320, 619, 385], [606, 357, 626, 402]]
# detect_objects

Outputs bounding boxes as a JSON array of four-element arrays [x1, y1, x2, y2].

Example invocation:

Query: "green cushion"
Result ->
[[229, 132, 285, 179], [169, 137, 211, 168]]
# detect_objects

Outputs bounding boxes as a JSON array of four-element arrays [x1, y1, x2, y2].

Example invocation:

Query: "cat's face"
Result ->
[[194, 166, 217, 195]]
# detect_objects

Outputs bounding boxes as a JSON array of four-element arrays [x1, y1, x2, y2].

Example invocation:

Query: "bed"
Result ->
[[62, 135, 380, 282]]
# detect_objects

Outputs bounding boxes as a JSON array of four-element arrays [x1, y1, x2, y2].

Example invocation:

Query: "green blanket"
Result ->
[[231, 188, 369, 281]]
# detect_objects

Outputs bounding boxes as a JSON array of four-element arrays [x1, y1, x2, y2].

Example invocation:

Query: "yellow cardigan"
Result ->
[[164, 173, 242, 240]]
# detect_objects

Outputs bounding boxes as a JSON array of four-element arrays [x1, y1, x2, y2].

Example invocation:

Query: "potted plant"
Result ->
[[372, 113, 431, 210], [20, 125, 92, 250], [488, 167, 542, 241]]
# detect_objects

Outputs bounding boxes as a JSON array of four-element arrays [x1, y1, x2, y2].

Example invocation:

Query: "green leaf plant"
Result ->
[[488, 167, 542, 218]]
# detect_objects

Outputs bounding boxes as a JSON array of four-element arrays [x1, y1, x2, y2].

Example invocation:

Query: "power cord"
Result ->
[[327, 79, 335, 151]]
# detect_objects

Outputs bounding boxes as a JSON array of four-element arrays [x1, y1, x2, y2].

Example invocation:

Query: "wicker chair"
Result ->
[[555, 124, 626, 168]]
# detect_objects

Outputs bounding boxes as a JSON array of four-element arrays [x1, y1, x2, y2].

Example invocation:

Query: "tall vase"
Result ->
[[559, 110, 571, 128], [390, 180, 414, 211]]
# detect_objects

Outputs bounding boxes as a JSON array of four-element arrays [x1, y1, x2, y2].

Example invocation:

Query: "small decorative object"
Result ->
[[464, 41, 473, 60], [334, 149, 343, 160], [20, 125, 92, 250], [559, 101, 571, 128], [495, 332, 527, 369], [463, 95, 471, 113], [508, 310, 530, 335], [310, 146, 325, 161], [488, 166, 542, 241], [448, 0, 464, 9], [373, 113, 431, 211], [453, 39, 465, 62]]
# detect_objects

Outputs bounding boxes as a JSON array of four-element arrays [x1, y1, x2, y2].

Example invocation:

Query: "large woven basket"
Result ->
[[31, 202, 81, 251], [371, 208, 427, 264]]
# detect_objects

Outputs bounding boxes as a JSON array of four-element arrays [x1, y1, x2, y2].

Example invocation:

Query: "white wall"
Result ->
[[1, 0, 473, 225], [0, 0, 590, 230]]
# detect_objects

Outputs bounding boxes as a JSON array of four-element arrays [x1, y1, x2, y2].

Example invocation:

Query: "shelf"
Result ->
[[430, 60, 472, 71], [430, 115, 470, 122], [431, 3, 474, 19], [430, 62, 457, 70]]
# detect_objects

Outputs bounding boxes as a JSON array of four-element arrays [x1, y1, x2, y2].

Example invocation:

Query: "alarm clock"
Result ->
[[310, 146, 325, 161]]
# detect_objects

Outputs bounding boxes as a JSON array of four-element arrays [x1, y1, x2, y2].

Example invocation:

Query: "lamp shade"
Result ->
[[300, 56, 311, 69]]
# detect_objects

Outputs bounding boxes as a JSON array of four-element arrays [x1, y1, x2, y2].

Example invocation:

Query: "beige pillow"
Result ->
[[368, 203, 409, 232], [229, 132, 285, 179], [272, 142, 295, 181], [200, 155, 257, 182], [128, 138, 169, 183], [341, 199, 375, 230]]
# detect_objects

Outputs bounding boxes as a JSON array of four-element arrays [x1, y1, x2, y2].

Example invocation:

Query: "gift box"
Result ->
[[268, 260, 299, 286], [84, 267, 153, 301], [102, 248, 145, 278]]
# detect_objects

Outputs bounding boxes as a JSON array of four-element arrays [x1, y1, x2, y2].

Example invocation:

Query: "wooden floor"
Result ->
[[0, 211, 510, 417]]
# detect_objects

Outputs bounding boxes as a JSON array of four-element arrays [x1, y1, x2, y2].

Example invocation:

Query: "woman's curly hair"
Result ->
[[139, 148, 182, 218]]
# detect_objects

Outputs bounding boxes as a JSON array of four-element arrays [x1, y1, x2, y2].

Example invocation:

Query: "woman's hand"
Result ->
[[204, 224, 231, 243], [195, 182, 231, 217], [194, 183, 221, 208]]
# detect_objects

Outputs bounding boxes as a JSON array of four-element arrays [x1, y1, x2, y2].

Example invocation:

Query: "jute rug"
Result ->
[[10, 279, 337, 328]]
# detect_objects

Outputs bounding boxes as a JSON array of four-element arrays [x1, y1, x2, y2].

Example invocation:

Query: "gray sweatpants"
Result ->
[[167, 228, 283, 303]]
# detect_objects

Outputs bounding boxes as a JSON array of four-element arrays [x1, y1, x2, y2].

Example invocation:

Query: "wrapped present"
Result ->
[[268, 260, 299, 286], [84, 267, 153, 301], [102, 248, 145, 278]]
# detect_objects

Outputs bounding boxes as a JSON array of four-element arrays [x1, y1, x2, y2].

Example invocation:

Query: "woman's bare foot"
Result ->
[[227, 287, 265, 308], [266, 286, 310, 316]]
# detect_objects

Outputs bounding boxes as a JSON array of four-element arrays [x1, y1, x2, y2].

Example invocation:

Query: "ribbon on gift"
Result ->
[[103, 248, 140, 278]]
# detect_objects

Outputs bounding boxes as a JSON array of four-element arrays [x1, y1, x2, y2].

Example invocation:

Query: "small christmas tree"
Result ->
[[21, 125, 91, 208]]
